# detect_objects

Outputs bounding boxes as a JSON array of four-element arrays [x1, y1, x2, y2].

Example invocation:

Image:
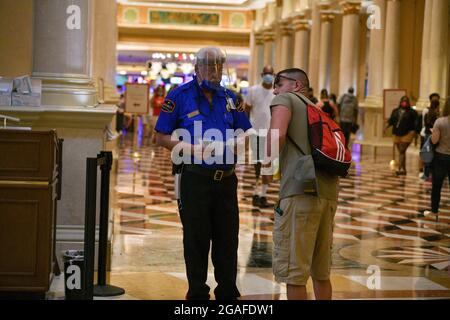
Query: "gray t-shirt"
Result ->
[[270, 92, 339, 201], [433, 116, 450, 155]]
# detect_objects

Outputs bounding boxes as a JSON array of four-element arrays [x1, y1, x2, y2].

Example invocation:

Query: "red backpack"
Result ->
[[290, 93, 352, 178]]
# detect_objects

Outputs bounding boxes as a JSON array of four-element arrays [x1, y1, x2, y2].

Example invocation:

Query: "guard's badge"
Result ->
[[162, 99, 176, 113], [187, 110, 200, 118]]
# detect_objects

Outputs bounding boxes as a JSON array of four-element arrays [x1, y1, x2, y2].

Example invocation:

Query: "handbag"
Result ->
[[350, 123, 359, 134], [419, 136, 434, 164]]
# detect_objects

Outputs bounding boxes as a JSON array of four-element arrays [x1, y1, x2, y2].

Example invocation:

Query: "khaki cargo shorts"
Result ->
[[272, 195, 337, 286]]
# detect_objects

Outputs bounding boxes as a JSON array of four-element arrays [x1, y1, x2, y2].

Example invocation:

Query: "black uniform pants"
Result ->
[[179, 170, 240, 300]]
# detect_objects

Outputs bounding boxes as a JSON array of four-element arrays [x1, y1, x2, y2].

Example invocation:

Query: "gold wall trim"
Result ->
[[0, 180, 49, 186]]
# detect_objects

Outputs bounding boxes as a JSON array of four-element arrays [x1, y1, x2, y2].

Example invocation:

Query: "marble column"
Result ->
[[280, 20, 294, 70], [292, 15, 310, 73], [263, 27, 276, 67], [338, 1, 361, 95], [318, 11, 335, 92], [416, 0, 433, 110], [359, 0, 387, 148], [428, 0, 449, 101], [32, 0, 97, 106], [29, 0, 116, 261], [254, 31, 265, 83], [365, 0, 386, 106], [92, 0, 118, 104], [382, 0, 401, 89], [308, 2, 324, 91]]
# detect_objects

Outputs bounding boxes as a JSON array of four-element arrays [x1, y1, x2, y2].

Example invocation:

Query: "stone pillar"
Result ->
[[28, 0, 116, 259], [263, 27, 276, 67], [416, 0, 433, 110], [428, 0, 449, 101], [365, 0, 386, 106], [359, 0, 387, 148], [280, 20, 294, 70], [254, 31, 265, 82], [318, 11, 335, 92], [382, 0, 401, 89], [92, 0, 118, 104], [338, 1, 361, 95], [308, 2, 323, 91], [292, 15, 310, 73], [32, 0, 97, 106]]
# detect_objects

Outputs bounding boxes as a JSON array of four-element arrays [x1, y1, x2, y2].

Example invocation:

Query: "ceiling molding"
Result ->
[[117, 0, 274, 11]]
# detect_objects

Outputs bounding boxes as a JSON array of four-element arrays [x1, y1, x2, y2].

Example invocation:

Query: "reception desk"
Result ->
[[0, 129, 61, 297]]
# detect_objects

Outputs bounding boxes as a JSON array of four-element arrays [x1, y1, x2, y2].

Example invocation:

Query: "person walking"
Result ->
[[424, 97, 450, 218], [338, 87, 359, 148], [420, 93, 440, 180], [384, 96, 419, 176], [317, 89, 339, 121], [244, 65, 275, 208]]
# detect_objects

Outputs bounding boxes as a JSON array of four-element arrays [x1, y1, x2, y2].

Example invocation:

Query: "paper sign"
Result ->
[[125, 83, 149, 115]]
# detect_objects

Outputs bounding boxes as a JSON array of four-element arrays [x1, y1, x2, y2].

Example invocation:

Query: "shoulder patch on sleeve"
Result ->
[[162, 99, 176, 113]]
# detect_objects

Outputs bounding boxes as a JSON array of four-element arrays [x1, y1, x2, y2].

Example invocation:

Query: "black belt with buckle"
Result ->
[[183, 164, 235, 181]]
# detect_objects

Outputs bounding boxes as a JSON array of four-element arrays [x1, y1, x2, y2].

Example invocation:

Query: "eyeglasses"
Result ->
[[273, 74, 298, 88]]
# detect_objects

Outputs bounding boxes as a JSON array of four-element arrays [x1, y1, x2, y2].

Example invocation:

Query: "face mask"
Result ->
[[400, 102, 409, 108], [262, 74, 274, 84]]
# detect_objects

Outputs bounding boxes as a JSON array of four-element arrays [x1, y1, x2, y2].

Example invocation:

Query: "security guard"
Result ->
[[154, 47, 251, 300]]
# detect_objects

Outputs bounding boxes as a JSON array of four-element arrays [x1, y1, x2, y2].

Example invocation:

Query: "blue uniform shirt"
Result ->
[[155, 76, 252, 170]]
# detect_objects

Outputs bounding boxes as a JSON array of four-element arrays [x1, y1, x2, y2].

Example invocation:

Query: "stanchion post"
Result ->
[[84, 158, 97, 300], [97, 151, 111, 286], [93, 151, 125, 297]]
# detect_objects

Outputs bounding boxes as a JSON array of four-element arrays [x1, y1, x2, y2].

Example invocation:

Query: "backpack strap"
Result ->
[[285, 92, 312, 156]]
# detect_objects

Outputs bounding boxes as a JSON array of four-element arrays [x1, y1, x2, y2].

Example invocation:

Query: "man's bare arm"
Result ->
[[261, 105, 292, 183]]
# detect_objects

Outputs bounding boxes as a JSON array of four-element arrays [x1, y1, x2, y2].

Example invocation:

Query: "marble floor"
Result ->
[[107, 133, 450, 300]]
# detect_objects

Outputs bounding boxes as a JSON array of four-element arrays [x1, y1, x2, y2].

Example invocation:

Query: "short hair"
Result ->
[[429, 92, 440, 101], [277, 68, 310, 90], [348, 87, 354, 94], [195, 47, 226, 65]]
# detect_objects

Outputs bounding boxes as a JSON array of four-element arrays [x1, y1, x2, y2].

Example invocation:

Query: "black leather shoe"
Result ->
[[259, 196, 271, 208], [252, 195, 260, 207]]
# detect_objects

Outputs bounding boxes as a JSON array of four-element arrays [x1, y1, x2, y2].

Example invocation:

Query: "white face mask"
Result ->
[[262, 74, 274, 84]]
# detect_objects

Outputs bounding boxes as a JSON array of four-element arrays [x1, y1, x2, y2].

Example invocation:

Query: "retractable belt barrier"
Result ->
[[84, 151, 125, 299]]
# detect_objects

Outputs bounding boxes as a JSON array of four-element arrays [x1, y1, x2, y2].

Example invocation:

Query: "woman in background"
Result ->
[[424, 97, 450, 218], [384, 96, 419, 176], [317, 89, 339, 121], [421, 97, 440, 180], [149, 85, 166, 141]]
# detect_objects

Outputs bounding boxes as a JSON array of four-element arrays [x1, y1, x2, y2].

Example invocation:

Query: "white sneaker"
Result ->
[[423, 210, 437, 217]]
